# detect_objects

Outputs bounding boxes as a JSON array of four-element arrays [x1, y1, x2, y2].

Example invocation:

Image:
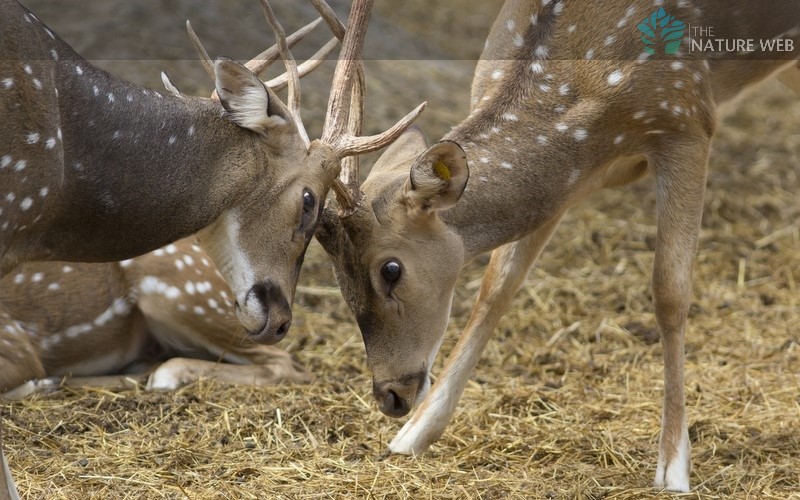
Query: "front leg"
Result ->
[[146, 356, 310, 391], [390, 217, 563, 454], [650, 139, 711, 492], [1, 418, 20, 500]]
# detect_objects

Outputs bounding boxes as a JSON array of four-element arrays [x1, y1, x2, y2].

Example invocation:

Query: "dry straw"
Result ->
[[3, 0, 800, 497]]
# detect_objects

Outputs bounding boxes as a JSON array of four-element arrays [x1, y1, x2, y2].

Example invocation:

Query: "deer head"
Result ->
[[317, 126, 469, 417], [0, 0, 424, 347]]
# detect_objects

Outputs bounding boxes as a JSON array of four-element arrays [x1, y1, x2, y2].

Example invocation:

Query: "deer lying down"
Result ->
[[0, 238, 310, 400], [317, 0, 800, 492]]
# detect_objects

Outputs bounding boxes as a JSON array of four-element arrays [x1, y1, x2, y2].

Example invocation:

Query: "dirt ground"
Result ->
[[3, 1, 800, 498]]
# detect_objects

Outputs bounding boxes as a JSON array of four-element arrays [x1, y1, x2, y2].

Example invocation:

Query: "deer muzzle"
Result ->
[[239, 281, 292, 344]]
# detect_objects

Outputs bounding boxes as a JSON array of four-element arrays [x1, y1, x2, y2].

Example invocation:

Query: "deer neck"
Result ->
[[438, 96, 616, 260], [32, 58, 267, 262]]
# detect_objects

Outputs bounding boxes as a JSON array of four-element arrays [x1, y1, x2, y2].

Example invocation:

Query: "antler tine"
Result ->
[[186, 20, 215, 80], [319, 0, 372, 147], [330, 65, 365, 216], [310, 0, 346, 40], [246, 17, 324, 77], [265, 37, 338, 92], [258, 0, 310, 148], [319, 0, 427, 156]]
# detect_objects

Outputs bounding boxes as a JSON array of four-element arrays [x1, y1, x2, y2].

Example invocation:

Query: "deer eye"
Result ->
[[380, 260, 402, 284], [302, 190, 315, 214], [299, 189, 317, 230]]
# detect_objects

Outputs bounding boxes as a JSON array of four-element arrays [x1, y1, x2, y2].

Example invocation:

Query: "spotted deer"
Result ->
[[316, 0, 800, 492], [0, 237, 312, 401], [0, 0, 422, 497]]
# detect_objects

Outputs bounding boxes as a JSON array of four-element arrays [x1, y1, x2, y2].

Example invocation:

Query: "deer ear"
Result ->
[[214, 58, 286, 133], [404, 141, 468, 213]]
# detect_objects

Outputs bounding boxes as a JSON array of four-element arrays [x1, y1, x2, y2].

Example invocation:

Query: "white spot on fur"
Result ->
[[573, 129, 588, 141], [559, 83, 570, 95], [530, 62, 544, 74], [31, 272, 43, 282], [2, 78, 13, 89], [0, 156, 10, 168], [45, 138, 56, 149], [20, 197, 33, 211], [555, 123, 568, 132], [608, 70, 625, 86], [13, 274, 24, 284], [14, 160, 26, 172], [76, 65, 84, 76], [140, 276, 182, 300], [26, 132, 40, 144], [614, 134, 625, 145], [48, 282, 60, 291], [24, 65, 32, 75], [491, 70, 503, 80], [62, 265, 73, 273]]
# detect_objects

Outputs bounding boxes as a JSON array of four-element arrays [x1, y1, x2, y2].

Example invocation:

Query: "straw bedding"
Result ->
[[3, 1, 799, 497]]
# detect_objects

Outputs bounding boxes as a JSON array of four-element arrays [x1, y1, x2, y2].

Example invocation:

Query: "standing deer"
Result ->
[[317, 0, 800, 492], [0, 0, 422, 497], [0, 237, 311, 401]]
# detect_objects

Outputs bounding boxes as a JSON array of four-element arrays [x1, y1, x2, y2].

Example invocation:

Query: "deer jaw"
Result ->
[[318, 130, 467, 417]]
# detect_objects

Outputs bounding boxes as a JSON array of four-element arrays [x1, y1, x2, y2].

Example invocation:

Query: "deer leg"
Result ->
[[0, 315, 46, 395], [650, 141, 711, 492], [146, 356, 310, 391], [1, 416, 20, 500], [389, 216, 563, 455]]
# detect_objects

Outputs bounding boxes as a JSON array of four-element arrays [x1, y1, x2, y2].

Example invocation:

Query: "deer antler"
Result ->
[[186, 17, 337, 94], [258, 0, 310, 148], [312, 0, 427, 216]]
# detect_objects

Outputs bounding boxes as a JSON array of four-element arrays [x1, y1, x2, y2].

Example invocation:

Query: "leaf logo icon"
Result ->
[[638, 7, 686, 55]]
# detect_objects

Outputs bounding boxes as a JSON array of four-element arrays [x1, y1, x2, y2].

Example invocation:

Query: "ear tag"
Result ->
[[433, 160, 452, 181]]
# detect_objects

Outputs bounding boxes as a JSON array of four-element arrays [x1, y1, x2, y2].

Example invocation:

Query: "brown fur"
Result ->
[[317, 0, 799, 492]]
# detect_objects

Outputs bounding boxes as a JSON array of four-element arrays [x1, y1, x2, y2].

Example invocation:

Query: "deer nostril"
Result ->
[[387, 390, 402, 411], [274, 319, 291, 340], [380, 389, 409, 417]]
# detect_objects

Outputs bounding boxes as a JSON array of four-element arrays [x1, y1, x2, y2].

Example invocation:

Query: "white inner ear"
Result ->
[[223, 84, 286, 132]]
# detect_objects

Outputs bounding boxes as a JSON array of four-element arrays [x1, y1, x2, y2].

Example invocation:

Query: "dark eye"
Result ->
[[381, 260, 402, 284], [302, 190, 315, 214]]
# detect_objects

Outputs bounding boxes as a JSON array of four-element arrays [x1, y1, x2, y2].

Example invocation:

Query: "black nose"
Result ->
[[372, 373, 427, 418], [378, 388, 410, 418], [245, 282, 292, 345]]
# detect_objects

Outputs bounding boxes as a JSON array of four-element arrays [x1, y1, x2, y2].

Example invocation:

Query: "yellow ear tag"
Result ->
[[433, 160, 452, 181]]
